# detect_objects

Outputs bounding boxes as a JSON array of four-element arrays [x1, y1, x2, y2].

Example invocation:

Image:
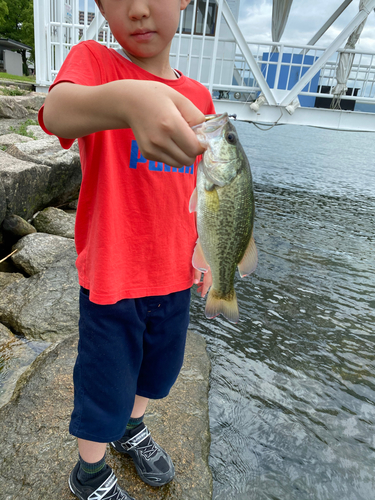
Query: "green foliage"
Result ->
[[8, 118, 38, 139], [1, 86, 26, 96], [0, 0, 34, 73], [0, 0, 8, 26]]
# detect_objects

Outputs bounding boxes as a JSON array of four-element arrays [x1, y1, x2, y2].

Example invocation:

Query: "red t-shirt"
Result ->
[[38, 41, 215, 304]]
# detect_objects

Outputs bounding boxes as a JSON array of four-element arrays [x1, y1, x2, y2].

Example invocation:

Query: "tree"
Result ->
[[0, 1, 8, 27], [0, 0, 34, 75]]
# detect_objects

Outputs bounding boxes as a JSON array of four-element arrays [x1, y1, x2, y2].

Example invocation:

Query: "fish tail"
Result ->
[[205, 288, 239, 324]]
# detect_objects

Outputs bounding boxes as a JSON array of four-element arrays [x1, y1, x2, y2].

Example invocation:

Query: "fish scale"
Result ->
[[190, 113, 257, 323]]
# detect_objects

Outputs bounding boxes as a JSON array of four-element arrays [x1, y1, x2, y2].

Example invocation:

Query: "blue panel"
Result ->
[[261, 52, 320, 108]]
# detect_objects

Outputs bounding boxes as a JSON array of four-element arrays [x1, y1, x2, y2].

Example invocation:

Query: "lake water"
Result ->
[[189, 122, 375, 500]]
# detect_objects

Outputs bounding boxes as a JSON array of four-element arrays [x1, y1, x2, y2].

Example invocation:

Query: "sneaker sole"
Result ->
[[68, 476, 85, 500]]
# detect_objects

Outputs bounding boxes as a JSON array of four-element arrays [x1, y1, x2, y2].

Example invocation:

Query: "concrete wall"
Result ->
[[4, 50, 23, 76]]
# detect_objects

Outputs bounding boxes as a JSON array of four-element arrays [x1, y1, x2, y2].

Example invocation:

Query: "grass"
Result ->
[[1, 87, 26, 96], [9, 119, 39, 139], [0, 72, 35, 83]]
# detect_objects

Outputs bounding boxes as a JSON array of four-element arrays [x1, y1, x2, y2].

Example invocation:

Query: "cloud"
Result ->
[[238, 0, 375, 52], [78, 0, 375, 53]]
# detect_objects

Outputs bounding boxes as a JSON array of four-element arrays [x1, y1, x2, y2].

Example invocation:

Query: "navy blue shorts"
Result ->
[[69, 287, 190, 443]]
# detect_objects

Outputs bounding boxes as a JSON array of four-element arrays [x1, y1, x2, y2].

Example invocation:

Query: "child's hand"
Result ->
[[193, 267, 212, 298], [124, 81, 206, 169]]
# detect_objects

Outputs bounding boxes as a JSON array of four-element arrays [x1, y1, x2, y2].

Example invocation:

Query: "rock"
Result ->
[[0, 245, 79, 341], [0, 96, 27, 119], [2, 214, 37, 238], [11, 233, 75, 275], [0, 149, 51, 220], [6, 136, 80, 166], [0, 322, 13, 347], [0, 331, 212, 500], [0, 133, 34, 146], [0, 328, 49, 408], [0, 271, 24, 290], [66, 198, 78, 210], [26, 124, 50, 140], [13, 94, 46, 112], [0, 257, 20, 274], [32, 207, 75, 239], [0, 80, 35, 92], [0, 175, 6, 225], [0, 148, 80, 222]]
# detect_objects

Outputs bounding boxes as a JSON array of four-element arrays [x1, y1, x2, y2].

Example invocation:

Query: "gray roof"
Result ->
[[0, 38, 32, 51]]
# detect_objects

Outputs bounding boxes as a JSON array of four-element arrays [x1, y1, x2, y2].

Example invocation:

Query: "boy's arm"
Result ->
[[43, 80, 206, 168]]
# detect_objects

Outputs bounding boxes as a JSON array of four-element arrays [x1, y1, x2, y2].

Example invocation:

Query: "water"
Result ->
[[189, 122, 375, 499]]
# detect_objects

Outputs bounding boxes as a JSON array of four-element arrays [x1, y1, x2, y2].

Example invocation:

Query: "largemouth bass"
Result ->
[[189, 113, 257, 323]]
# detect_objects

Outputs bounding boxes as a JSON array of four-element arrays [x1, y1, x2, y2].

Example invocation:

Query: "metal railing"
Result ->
[[34, 0, 375, 111]]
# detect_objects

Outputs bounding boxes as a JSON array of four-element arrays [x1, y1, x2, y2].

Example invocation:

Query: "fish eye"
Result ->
[[225, 131, 237, 145]]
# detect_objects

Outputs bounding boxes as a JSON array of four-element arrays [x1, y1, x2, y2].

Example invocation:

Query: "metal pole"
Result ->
[[187, 0, 198, 77], [221, 0, 277, 105], [208, 0, 224, 94], [305, 0, 354, 48]]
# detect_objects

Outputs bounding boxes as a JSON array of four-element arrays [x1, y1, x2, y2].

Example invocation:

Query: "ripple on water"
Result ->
[[189, 123, 375, 500]]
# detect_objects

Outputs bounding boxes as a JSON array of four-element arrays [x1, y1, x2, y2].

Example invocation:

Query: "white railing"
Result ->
[[223, 42, 375, 105], [33, 0, 375, 131]]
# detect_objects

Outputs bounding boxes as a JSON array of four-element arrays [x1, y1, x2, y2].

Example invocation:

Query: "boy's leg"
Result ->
[[69, 288, 147, 500], [78, 439, 107, 463], [111, 289, 190, 487], [131, 395, 149, 418]]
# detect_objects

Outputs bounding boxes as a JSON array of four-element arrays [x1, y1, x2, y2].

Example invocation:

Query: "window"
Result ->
[[179, 0, 218, 36]]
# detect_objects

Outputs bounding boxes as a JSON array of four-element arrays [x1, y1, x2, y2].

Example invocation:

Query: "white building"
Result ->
[[33, 0, 375, 132]]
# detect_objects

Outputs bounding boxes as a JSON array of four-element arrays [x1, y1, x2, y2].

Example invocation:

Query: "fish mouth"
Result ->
[[192, 113, 228, 144], [193, 113, 233, 187]]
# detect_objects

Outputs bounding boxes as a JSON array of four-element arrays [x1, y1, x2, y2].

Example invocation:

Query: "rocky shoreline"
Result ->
[[0, 85, 212, 499]]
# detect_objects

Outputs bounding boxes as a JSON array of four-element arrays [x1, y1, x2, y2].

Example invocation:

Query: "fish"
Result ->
[[189, 112, 257, 323]]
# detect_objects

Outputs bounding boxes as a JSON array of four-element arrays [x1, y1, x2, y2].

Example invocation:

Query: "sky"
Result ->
[[80, 0, 375, 53], [238, 0, 375, 53]]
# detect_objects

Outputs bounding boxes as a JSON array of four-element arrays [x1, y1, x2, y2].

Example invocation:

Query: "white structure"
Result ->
[[3, 50, 23, 76], [33, 0, 375, 132]]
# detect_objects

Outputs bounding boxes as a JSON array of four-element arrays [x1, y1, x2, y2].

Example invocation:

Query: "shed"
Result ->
[[0, 38, 32, 76]]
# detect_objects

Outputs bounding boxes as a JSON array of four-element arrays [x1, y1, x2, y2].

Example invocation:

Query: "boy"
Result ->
[[39, 0, 214, 499]]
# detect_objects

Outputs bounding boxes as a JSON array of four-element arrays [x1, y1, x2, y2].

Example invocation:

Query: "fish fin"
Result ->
[[189, 187, 198, 213], [192, 239, 209, 272], [238, 235, 258, 278], [205, 288, 239, 323]]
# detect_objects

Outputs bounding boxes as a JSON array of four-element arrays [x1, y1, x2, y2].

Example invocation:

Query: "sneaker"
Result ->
[[110, 423, 175, 487], [68, 461, 135, 500]]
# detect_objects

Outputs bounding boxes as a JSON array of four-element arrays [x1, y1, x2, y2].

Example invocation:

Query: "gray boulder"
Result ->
[[6, 136, 79, 166], [0, 323, 47, 408], [0, 133, 34, 146], [13, 93, 46, 113], [0, 96, 28, 119], [0, 271, 24, 290], [32, 207, 75, 239], [27, 124, 50, 140], [0, 149, 51, 220], [0, 254, 79, 341], [2, 214, 37, 238], [12, 232, 76, 275], [0, 176, 6, 225], [0, 322, 13, 347], [0, 143, 81, 221]]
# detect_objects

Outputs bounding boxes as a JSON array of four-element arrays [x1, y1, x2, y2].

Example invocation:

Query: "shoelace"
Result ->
[[106, 485, 129, 500], [137, 438, 159, 460]]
